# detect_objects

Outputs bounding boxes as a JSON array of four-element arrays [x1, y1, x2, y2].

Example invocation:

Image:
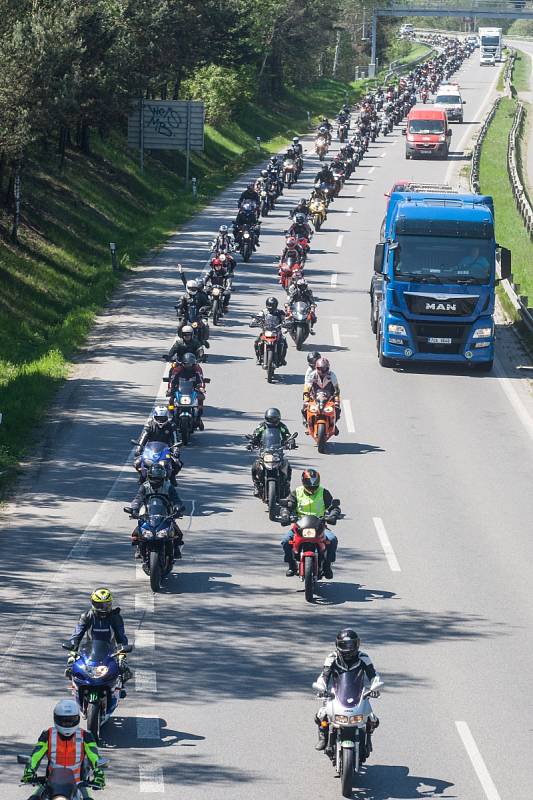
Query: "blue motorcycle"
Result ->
[[132, 438, 174, 481], [62, 640, 132, 743], [170, 377, 201, 445], [124, 496, 182, 591]]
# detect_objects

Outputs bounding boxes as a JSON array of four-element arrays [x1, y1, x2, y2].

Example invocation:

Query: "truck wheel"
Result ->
[[473, 359, 493, 373], [370, 297, 378, 334]]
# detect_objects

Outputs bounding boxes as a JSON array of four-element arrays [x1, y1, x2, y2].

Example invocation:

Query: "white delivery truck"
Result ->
[[434, 83, 465, 123], [478, 27, 503, 63]]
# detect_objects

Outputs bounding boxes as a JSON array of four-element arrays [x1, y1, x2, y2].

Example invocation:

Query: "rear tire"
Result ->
[[149, 550, 161, 593], [87, 702, 101, 743], [341, 748, 355, 798], [267, 480, 277, 521], [266, 349, 274, 383], [304, 556, 314, 602], [317, 422, 327, 453]]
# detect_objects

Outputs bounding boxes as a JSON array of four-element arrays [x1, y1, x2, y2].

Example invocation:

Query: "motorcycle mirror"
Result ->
[[61, 641, 74, 650], [162, 377, 169, 383], [204, 377, 211, 384], [122, 645, 133, 653], [330, 499, 340, 508], [17, 755, 30, 765], [130, 439, 139, 445], [123, 506, 133, 515]]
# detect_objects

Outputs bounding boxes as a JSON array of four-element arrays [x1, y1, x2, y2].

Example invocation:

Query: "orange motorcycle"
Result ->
[[306, 391, 337, 453]]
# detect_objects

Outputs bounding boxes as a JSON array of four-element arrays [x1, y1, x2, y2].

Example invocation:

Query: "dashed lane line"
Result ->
[[139, 765, 165, 793], [135, 669, 158, 693], [332, 323, 342, 347], [342, 400, 355, 433], [455, 721, 502, 800], [372, 517, 401, 572], [346, 207, 353, 216], [331, 273, 338, 288], [336, 234, 344, 248]]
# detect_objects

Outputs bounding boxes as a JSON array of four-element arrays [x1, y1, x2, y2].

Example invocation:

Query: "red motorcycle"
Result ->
[[421, 88, 428, 104], [279, 258, 303, 289]]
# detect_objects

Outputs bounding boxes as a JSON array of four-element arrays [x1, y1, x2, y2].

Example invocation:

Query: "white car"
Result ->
[[480, 53, 496, 66], [434, 84, 465, 123]]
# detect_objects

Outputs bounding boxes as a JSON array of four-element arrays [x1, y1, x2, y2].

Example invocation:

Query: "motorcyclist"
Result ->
[[289, 198, 310, 220], [203, 257, 231, 314], [166, 324, 206, 363], [280, 235, 304, 267], [315, 164, 335, 202], [305, 351, 321, 385], [238, 182, 260, 208], [21, 699, 105, 798], [286, 277, 317, 333], [313, 629, 381, 751], [292, 136, 303, 157], [319, 117, 333, 143], [288, 212, 313, 244], [134, 405, 183, 485], [130, 462, 185, 559], [247, 408, 296, 497], [233, 200, 261, 248], [280, 469, 340, 578], [64, 587, 132, 684], [175, 269, 211, 337], [252, 296, 287, 366], [304, 357, 341, 434], [167, 352, 206, 430]]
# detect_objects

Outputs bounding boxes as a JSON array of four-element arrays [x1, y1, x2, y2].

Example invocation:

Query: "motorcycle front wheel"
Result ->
[[87, 701, 101, 743], [295, 324, 307, 350], [212, 299, 220, 326], [340, 747, 355, 798], [317, 421, 327, 453], [266, 349, 274, 383], [267, 480, 277, 521], [180, 415, 192, 445], [149, 550, 162, 592], [304, 556, 314, 603]]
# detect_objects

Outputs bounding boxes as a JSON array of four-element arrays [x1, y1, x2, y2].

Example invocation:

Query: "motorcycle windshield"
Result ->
[[48, 767, 76, 795], [143, 441, 169, 462], [333, 670, 365, 707], [178, 378, 196, 396], [81, 639, 113, 665], [147, 495, 169, 528], [262, 427, 283, 450], [293, 301, 309, 318], [263, 313, 280, 331]]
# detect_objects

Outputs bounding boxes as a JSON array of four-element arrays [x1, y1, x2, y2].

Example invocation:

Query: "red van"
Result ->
[[404, 108, 452, 160]]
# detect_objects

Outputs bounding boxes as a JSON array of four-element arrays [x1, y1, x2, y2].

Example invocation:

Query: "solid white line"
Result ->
[[136, 717, 161, 739], [135, 669, 158, 693], [368, 166, 375, 174], [331, 273, 338, 287], [356, 185, 363, 193], [455, 721, 502, 800], [342, 400, 355, 433], [346, 207, 353, 216], [336, 234, 344, 248], [139, 765, 165, 793], [332, 323, 342, 347], [494, 360, 533, 443], [372, 517, 401, 572], [135, 593, 155, 613]]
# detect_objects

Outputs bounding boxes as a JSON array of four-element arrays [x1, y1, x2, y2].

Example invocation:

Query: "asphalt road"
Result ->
[[1, 53, 533, 800]]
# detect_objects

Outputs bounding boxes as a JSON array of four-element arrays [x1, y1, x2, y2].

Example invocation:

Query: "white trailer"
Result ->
[[478, 27, 503, 62]]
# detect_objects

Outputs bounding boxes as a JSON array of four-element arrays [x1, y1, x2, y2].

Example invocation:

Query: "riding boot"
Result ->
[[315, 725, 328, 751]]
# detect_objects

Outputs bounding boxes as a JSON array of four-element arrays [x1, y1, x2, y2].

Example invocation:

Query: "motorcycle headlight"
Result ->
[[156, 527, 170, 538], [473, 326, 493, 339], [142, 529, 154, 539], [388, 323, 407, 336], [264, 330, 274, 337], [349, 714, 364, 724], [93, 665, 109, 678], [334, 715, 349, 724], [302, 528, 317, 538], [263, 453, 275, 465], [180, 396, 192, 405], [243, 232, 250, 238], [212, 288, 221, 296]]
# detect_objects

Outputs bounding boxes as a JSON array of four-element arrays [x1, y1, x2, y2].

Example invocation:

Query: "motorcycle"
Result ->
[[245, 430, 297, 520], [280, 500, 340, 602], [124, 497, 182, 591], [166, 374, 210, 444], [17, 758, 108, 800], [132, 438, 174, 482], [421, 87, 428, 103], [338, 122, 349, 143], [279, 254, 303, 290], [208, 283, 230, 325], [283, 157, 297, 187], [315, 135, 328, 160], [309, 195, 327, 231], [331, 166, 345, 197], [285, 299, 314, 350], [259, 187, 270, 217], [313, 671, 383, 797], [237, 225, 254, 262], [306, 390, 337, 453], [250, 313, 287, 383], [370, 121, 378, 142], [61, 639, 132, 742], [176, 299, 210, 347]]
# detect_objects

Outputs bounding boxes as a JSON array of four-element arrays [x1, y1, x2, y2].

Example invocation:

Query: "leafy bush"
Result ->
[[183, 65, 253, 125]]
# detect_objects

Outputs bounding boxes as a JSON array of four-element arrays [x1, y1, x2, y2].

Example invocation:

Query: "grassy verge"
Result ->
[[513, 49, 531, 94], [0, 78, 354, 497], [393, 42, 431, 69]]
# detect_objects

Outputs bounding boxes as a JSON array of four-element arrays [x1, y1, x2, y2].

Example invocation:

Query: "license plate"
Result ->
[[428, 337, 452, 344]]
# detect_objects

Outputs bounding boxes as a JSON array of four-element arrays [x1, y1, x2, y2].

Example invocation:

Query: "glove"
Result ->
[[22, 766, 36, 784], [67, 651, 77, 665], [369, 690, 380, 698], [313, 675, 327, 693], [134, 447, 141, 457], [93, 767, 106, 789]]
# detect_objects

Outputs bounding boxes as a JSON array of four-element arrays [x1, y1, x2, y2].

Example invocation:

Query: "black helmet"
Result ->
[[307, 351, 321, 368], [298, 198, 307, 206], [182, 352, 197, 368], [261, 169, 268, 178], [295, 212, 306, 225], [335, 629, 360, 666], [265, 296, 278, 312], [148, 462, 166, 490], [301, 468, 320, 493], [264, 407, 281, 427]]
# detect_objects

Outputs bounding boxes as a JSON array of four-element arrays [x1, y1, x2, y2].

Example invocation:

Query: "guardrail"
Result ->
[[503, 47, 516, 96], [505, 101, 533, 333], [386, 40, 436, 81], [470, 97, 501, 193]]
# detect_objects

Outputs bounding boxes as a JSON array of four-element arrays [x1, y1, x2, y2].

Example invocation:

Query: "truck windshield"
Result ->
[[481, 36, 499, 46], [436, 96, 461, 104], [408, 119, 444, 134], [393, 236, 492, 284]]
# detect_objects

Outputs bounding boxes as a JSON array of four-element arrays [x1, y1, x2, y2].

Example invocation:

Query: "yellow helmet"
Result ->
[[91, 587, 113, 616]]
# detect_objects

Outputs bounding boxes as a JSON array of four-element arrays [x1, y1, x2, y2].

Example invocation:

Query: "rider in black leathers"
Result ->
[[134, 406, 183, 485], [252, 296, 288, 366]]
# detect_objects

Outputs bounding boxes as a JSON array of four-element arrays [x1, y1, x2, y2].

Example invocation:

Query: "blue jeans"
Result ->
[[281, 531, 337, 564]]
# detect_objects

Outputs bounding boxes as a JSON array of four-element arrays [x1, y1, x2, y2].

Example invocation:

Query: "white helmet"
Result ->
[[53, 698, 80, 737], [153, 404, 168, 428], [186, 279, 199, 296], [293, 136, 300, 144]]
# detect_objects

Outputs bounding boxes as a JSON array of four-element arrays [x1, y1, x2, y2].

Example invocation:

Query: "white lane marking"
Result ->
[[135, 631, 156, 650], [336, 234, 344, 248], [380, 152, 387, 158], [137, 717, 161, 739], [185, 498, 196, 532], [342, 400, 355, 432], [372, 517, 401, 572], [135, 669, 158, 693], [135, 593, 155, 613], [357, 185, 363, 193], [346, 207, 353, 216], [332, 323, 342, 347], [455, 721, 502, 800], [494, 360, 533, 444], [368, 167, 375, 174], [136, 563, 145, 580], [331, 273, 338, 287], [139, 765, 165, 793]]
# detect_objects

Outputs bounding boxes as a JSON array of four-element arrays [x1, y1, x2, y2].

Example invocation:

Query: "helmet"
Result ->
[[181, 324, 194, 341], [293, 136, 300, 144], [148, 462, 166, 490], [307, 351, 321, 368], [298, 198, 307, 207], [295, 212, 306, 225], [315, 357, 330, 377], [269, 156, 277, 164], [186, 279, 199, 296], [91, 587, 113, 617], [248, 182, 255, 190], [335, 629, 360, 666], [296, 278, 307, 289], [286, 236, 297, 249], [153, 404, 169, 428], [302, 468, 320, 493], [219, 224, 228, 234], [212, 257, 223, 270], [54, 698, 80, 738], [182, 352, 197, 368], [261, 169, 268, 178], [264, 407, 281, 427], [265, 296, 278, 312]]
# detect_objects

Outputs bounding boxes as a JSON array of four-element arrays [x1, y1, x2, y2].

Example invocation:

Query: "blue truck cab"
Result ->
[[370, 187, 512, 371]]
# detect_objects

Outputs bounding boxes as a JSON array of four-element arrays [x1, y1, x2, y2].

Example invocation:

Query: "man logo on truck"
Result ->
[[425, 302, 457, 312]]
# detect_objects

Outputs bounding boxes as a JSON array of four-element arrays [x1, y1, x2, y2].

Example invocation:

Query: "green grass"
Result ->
[[0, 78, 354, 496], [479, 97, 533, 302], [393, 42, 431, 69], [513, 49, 532, 94]]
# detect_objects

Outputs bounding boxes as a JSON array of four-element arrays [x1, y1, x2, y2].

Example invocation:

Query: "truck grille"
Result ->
[[411, 323, 468, 355]]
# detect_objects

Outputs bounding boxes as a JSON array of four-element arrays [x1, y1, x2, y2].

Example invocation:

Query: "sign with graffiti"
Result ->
[[127, 100, 204, 151]]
